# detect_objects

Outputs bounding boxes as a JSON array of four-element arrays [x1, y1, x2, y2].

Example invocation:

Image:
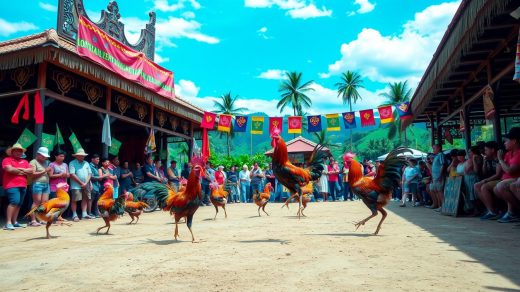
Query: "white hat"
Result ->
[[218, 165, 224, 169], [37, 147, 50, 158], [72, 148, 88, 157], [242, 164, 248, 168]]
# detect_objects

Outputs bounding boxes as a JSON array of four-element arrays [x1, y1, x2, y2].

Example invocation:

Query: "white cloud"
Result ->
[[0, 18, 38, 37], [154, 52, 170, 64], [182, 11, 196, 19], [257, 26, 271, 39], [39, 2, 57, 12], [245, 0, 332, 19], [257, 69, 287, 80], [157, 17, 219, 44], [258, 27, 268, 33], [176, 79, 201, 98], [322, 1, 460, 86], [153, 0, 201, 12], [354, 0, 375, 14]]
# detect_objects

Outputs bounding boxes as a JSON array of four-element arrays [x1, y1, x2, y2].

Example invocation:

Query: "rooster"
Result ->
[[209, 182, 228, 220], [129, 156, 205, 242], [124, 191, 149, 224], [270, 128, 325, 218], [25, 182, 71, 239], [282, 181, 313, 217], [343, 147, 410, 235], [253, 182, 273, 216], [96, 183, 126, 234]]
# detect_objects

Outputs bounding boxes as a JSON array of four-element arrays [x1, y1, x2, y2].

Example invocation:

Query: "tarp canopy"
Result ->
[[377, 148, 427, 161]]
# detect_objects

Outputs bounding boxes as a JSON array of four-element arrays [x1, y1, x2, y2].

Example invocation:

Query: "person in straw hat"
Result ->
[[69, 148, 92, 222], [2, 143, 33, 230], [28, 147, 52, 226]]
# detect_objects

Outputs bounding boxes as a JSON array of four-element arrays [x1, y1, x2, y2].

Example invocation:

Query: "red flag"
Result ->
[[287, 116, 302, 134], [201, 112, 216, 129], [217, 114, 232, 132], [269, 117, 283, 135], [360, 109, 375, 127], [459, 111, 465, 132], [11, 93, 30, 124], [377, 105, 394, 124], [34, 91, 44, 124], [201, 128, 210, 161]]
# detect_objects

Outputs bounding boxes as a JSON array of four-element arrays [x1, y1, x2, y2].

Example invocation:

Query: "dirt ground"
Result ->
[[1, 201, 519, 291]]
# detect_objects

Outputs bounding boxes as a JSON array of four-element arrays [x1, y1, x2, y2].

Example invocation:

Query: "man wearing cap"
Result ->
[[28, 147, 52, 226], [214, 166, 226, 186], [2, 143, 33, 230], [69, 148, 92, 221]]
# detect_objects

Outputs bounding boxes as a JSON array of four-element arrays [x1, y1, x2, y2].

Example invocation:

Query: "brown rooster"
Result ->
[[124, 191, 149, 224], [253, 182, 273, 216], [25, 182, 71, 239], [96, 183, 126, 234], [130, 156, 205, 242], [343, 147, 410, 235], [270, 128, 325, 219], [209, 182, 228, 220], [282, 181, 313, 217]]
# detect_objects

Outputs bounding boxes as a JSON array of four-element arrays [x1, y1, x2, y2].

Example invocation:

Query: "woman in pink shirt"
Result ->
[[327, 158, 340, 201], [49, 150, 70, 198], [2, 143, 33, 230]]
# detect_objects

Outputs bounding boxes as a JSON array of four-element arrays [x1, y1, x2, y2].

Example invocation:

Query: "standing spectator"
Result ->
[[476, 141, 504, 220], [400, 159, 420, 207], [341, 160, 354, 201], [132, 162, 144, 184], [318, 157, 329, 201], [2, 143, 33, 230], [494, 127, 520, 223], [428, 144, 448, 211], [89, 154, 102, 218], [215, 166, 226, 186], [28, 147, 51, 226], [264, 163, 276, 202], [463, 147, 481, 215], [250, 163, 264, 199], [69, 149, 92, 221], [365, 160, 377, 177], [119, 161, 133, 193], [226, 165, 239, 203], [239, 164, 250, 203], [110, 156, 121, 197], [181, 162, 191, 180], [0, 148, 6, 217], [418, 160, 431, 205], [49, 149, 69, 199], [202, 161, 215, 205], [167, 160, 180, 190], [327, 158, 340, 201], [99, 157, 116, 187]]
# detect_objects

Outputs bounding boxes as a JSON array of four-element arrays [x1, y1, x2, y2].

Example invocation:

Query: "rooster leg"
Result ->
[[46, 221, 52, 239], [262, 202, 269, 216], [213, 205, 218, 220], [105, 221, 111, 234], [187, 215, 198, 243], [174, 221, 179, 240], [223, 205, 227, 219], [128, 214, 135, 224], [96, 218, 110, 234], [354, 211, 377, 231], [135, 216, 140, 224], [373, 208, 387, 235], [258, 205, 262, 217]]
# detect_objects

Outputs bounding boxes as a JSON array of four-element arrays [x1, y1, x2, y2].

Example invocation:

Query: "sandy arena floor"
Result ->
[[0, 201, 519, 291]]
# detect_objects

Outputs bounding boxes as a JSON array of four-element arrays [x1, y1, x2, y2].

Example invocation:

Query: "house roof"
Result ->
[[264, 136, 331, 155]]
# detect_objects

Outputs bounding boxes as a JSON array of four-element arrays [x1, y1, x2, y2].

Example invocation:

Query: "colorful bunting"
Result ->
[[217, 114, 232, 132], [145, 129, 156, 154], [288, 116, 302, 134], [109, 137, 122, 156], [202, 128, 210, 161], [251, 116, 264, 135], [201, 112, 217, 129], [269, 117, 283, 135], [360, 109, 375, 127], [396, 101, 413, 120], [307, 115, 322, 133], [234, 116, 248, 132], [69, 131, 83, 153], [41, 133, 55, 150], [342, 112, 356, 129], [326, 114, 340, 131], [378, 105, 395, 124], [17, 128, 37, 149], [34, 91, 44, 124]]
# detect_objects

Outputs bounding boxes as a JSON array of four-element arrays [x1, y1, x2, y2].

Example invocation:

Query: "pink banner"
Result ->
[[77, 16, 174, 99]]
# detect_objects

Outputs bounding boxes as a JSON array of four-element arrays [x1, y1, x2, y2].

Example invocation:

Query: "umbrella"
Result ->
[[377, 148, 427, 161]]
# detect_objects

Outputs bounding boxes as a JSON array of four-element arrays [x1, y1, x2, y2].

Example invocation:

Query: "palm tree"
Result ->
[[213, 92, 247, 156], [335, 71, 364, 149], [277, 71, 314, 117], [379, 81, 412, 144], [313, 130, 339, 150]]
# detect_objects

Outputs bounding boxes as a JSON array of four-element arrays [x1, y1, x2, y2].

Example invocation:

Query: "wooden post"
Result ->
[[436, 113, 442, 146], [102, 88, 112, 158], [33, 62, 47, 157], [461, 91, 471, 149], [428, 114, 435, 147], [492, 82, 502, 143]]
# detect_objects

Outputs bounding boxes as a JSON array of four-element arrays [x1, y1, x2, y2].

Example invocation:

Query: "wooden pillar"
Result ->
[[436, 113, 442, 146], [187, 138, 193, 158], [33, 62, 47, 158], [102, 88, 112, 158], [429, 114, 435, 147], [463, 105, 471, 149], [493, 82, 502, 143]]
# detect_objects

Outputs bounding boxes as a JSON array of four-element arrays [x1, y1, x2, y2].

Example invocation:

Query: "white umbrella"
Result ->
[[377, 148, 427, 161]]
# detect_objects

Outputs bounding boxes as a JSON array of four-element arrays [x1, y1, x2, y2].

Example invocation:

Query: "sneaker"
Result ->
[[3, 224, 15, 230], [29, 221, 42, 227], [72, 216, 79, 222], [434, 207, 441, 212], [13, 222, 27, 228], [399, 203, 406, 207], [497, 212, 520, 223], [480, 211, 498, 220]]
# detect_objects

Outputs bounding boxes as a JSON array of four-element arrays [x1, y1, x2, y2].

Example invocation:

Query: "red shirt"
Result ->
[[2, 157, 30, 189], [327, 164, 339, 182], [215, 170, 225, 185], [502, 150, 520, 180]]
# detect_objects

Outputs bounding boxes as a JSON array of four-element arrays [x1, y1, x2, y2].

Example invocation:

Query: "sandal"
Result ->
[[72, 216, 79, 222], [29, 221, 42, 227]]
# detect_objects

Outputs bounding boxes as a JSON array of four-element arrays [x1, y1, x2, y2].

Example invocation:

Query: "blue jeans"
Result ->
[[201, 183, 210, 204], [5, 187, 27, 206], [240, 182, 250, 202], [328, 181, 340, 201], [32, 182, 50, 195], [251, 183, 262, 197], [343, 182, 353, 200]]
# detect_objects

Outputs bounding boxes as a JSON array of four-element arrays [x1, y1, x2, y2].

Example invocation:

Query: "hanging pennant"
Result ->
[[378, 105, 395, 124], [342, 112, 357, 129], [101, 114, 112, 146], [360, 109, 375, 127], [482, 85, 495, 120], [307, 115, 322, 133], [269, 117, 283, 135], [69, 130, 83, 153], [251, 116, 264, 135], [217, 114, 232, 132], [55, 124, 65, 145], [34, 91, 44, 124], [109, 137, 122, 156], [201, 112, 217, 129], [41, 132, 55, 150], [17, 128, 37, 149], [459, 111, 465, 132], [288, 116, 302, 134], [396, 101, 413, 120], [11, 93, 30, 124], [234, 116, 248, 132], [326, 114, 340, 131], [145, 129, 156, 154]]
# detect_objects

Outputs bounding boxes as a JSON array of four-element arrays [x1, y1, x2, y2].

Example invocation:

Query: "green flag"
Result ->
[[17, 128, 37, 149], [69, 131, 83, 153], [55, 124, 65, 145], [251, 116, 264, 135], [41, 132, 55, 150], [109, 137, 122, 156]]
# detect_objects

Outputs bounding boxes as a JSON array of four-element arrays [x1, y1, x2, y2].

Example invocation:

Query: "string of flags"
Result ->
[[200, 101, 414, 134]]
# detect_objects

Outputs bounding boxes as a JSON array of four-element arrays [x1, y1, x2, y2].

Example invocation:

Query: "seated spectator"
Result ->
[[132, 162, 144, 184], [447, 149, 460, 177], [418, 160, 431, 205], [181, 163, 191, 180], [166, 160, 180, 190], [463, 147, 481, 215], [428, 144, 448, 211], [476, 141, 504, 220], [494, 127, 520, 223]]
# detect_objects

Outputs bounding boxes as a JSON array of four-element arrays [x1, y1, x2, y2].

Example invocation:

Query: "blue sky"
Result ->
[[0, 0, 460, 116]]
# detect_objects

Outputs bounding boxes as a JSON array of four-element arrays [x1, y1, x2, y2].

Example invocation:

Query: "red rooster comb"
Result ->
[[190, 153, 206, 168], [343, 152, 356, 162], [271, 127, 281, 137]]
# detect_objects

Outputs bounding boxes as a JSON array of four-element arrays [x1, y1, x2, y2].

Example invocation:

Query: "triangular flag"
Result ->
[[102, 114, 112, 146], [326, 114, 340, 131], [378, 105, 395, 124], [11, 93, 30, 124], [288, 116, 302, 134], [17, 128, 37, 149], [69, 130, 83, 153], [251, 116, 264, 135], [55, 124, 65, 145], [202, 128, 210, 161], [483, 85, 495, 120], [217, 114, 232, 132], [34, 91, 44, 124]]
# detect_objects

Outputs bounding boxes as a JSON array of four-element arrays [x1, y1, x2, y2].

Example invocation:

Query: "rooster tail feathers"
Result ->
[[25, 205, 40, 217], [130, 182, 172, 209], [111, 196, 126, 216], [308, 143, 326, 181], [376, 147, 411, 191]]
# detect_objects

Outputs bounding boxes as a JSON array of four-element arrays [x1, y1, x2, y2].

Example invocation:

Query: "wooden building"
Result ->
[[264, 136, 331, 164]]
